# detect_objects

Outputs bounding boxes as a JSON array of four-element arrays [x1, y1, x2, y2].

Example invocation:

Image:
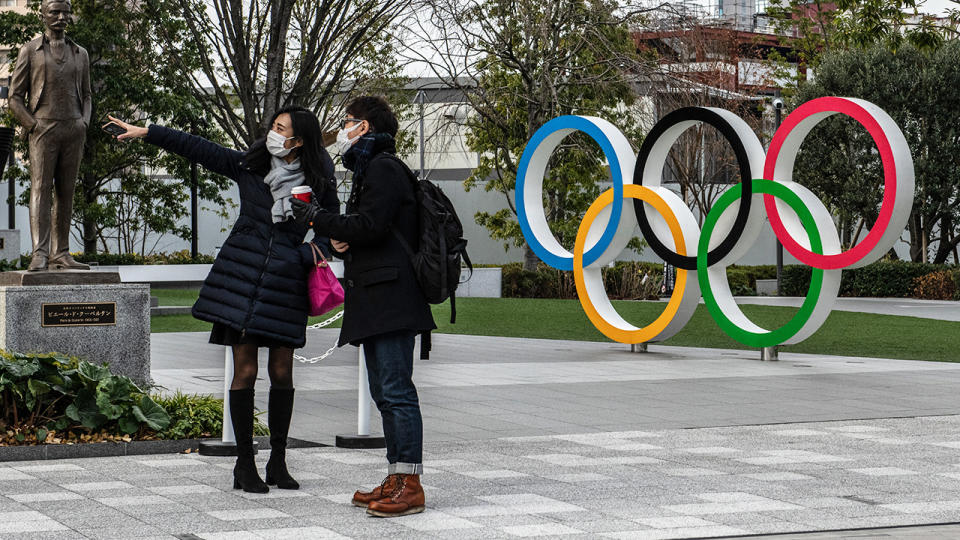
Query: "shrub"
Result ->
[[913, 270, 959, 300], [955, 269, 960, 301], [780, 265, 813, 296], [0, 255, 31, 271], [603, 262, 664, 300], [502, 262, 664, 300], [501, 263, 575, 299], [75, 250, 215, 265], [152, 391, 269, 439], [0, 352, 268, 446], [501, 260, 960, 300], [0, 352, 171, 445], [725, 269, 752, 296], [724, 265, 777, 296], [0, 251, 215, 270], [839, 261, 941, 297], [776, 261, 960, 298]]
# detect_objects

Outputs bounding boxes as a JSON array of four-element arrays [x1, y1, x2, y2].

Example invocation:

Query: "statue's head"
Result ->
[[41, 0, 73, 33]]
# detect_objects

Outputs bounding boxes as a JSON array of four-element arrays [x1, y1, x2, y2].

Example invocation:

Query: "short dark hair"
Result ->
[[346, 96, 398, 138]]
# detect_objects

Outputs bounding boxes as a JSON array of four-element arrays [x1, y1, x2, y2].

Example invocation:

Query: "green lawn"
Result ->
[[152, 288, 203, 306], [150, 292, 960, 363]]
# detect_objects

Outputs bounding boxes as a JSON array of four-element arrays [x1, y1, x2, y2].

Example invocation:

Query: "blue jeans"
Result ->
[[363, 330, 423, 474]]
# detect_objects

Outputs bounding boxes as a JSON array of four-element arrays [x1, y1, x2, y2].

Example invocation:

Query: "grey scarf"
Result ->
[[264, 156, 306, 223]]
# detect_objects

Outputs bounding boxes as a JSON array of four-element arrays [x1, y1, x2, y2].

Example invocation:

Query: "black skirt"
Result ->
[[209, 323, 290, 349]]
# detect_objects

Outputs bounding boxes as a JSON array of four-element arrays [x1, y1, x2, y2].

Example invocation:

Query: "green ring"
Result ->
[[697, 179, 824, 348]]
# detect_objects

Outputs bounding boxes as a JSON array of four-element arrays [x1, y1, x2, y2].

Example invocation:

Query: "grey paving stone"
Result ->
[[54, 512, 148, 530], [75, 526, 172, 540], [2, 532, 89, 540]]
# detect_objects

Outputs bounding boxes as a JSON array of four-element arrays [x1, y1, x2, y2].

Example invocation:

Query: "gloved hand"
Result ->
[[291, 198, 320, 226]]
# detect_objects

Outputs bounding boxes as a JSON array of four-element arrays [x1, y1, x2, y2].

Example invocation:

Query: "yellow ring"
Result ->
[[573, 185, 688, 343]]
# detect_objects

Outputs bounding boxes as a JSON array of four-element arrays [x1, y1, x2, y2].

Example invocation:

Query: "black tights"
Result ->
[[230, 344, 294, 390]]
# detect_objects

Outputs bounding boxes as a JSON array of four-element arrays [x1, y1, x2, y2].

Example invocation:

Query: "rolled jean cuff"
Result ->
[[392, 462, 422, 475]]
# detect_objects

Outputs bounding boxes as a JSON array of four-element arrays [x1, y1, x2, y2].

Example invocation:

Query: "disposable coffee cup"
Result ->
[[291, 186, 312, 203]]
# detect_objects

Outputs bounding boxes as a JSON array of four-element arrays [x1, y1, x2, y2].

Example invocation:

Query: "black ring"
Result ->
[[633, 107, 755, 270]]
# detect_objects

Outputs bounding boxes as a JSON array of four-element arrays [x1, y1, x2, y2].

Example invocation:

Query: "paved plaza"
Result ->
[[7, 416, 960, 538], [2, 300, 960, 539]]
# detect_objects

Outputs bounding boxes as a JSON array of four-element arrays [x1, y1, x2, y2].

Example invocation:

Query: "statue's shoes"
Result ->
[[27, 256, 47, 272], [48, 256, 90, 271]]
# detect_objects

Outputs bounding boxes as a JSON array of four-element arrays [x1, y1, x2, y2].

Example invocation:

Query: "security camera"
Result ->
[[773, 98, 784, 110]]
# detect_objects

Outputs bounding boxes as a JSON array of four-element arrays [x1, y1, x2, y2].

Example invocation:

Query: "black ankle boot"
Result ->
[[265, 387, 299, 489], [230, 388, 269, 493]]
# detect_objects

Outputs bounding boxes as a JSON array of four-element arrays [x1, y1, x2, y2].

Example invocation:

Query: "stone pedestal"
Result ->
[[0, 230, 19, 263], [0, 270, 121, 286], [0, 273, 151, 385]]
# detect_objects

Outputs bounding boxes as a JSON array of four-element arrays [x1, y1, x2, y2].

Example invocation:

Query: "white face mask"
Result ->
[[266, 129, 295, 158], [336, 125, 362, 154]]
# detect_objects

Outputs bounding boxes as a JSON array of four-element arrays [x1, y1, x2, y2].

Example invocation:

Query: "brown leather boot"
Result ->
[[366, 474, 425, 517], [352, 474, 399, 508]]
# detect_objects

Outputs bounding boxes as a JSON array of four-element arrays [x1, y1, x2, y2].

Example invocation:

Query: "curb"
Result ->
[[0, 437, 326, 462]]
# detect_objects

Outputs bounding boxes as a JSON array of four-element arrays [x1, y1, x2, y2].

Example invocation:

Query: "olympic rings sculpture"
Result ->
[[516, 97, 915, 348]]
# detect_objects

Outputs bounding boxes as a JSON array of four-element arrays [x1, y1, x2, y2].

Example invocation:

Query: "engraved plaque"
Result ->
[[42, 302, 117, 327]]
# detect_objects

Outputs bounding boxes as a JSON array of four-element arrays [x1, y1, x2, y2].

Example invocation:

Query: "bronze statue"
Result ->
[[9, 0, 91, 271]]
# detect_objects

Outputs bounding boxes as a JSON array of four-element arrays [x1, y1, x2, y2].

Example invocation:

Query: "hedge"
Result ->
[[504, 260, 960, 300], [781, 261, 960, 300], [75, 250, 215, 265], [502, 262, 665, 300], [0, 250, 215, 270]]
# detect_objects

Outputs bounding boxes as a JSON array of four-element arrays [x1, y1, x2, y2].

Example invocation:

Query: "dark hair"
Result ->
[[346, 96, 398, 138], [244, 106, 335, 195]]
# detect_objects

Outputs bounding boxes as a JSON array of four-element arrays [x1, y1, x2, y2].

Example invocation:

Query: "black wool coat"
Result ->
[[145, 125, 340, 348], [310, 152, 436, 346]]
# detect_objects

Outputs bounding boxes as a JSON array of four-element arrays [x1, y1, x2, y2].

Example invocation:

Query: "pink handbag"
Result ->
[[307, 242, 344, 316]]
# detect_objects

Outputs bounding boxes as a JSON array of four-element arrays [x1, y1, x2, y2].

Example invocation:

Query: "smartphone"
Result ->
[[102, 122, 127, 137]]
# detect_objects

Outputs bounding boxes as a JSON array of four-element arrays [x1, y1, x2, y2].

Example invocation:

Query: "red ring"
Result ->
[[763, 97, 898, 270]]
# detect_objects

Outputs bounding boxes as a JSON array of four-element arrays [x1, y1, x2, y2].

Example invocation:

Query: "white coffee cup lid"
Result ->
[[291, 186, 312, 194]]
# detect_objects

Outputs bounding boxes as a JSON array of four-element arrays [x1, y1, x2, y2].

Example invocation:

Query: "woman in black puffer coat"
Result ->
[[107, 107, 339, 494]]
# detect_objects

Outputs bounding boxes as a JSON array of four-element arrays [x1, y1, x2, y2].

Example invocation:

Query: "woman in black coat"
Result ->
[[107, 107, 339, 493]]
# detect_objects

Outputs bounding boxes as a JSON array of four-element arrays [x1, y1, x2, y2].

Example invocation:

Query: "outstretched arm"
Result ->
[[107, 115, 244, 180]]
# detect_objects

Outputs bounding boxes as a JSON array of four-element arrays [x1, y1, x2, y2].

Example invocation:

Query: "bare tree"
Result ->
[[399, 0, 661, 269], [150, 0, 411, 146], [634, 18, 769, 221]]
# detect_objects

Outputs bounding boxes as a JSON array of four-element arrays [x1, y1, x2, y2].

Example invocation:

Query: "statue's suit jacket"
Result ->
[[9, 35, 92, 132]]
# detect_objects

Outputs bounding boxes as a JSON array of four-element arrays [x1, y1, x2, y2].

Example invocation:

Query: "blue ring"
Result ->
[[516, 116, 625, 271]]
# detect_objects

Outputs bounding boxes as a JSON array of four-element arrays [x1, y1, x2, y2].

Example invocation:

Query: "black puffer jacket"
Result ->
[[308, 140, 436, 346], [145, 125, 339, 348]]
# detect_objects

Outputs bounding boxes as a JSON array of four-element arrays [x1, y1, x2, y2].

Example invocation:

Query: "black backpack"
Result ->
[[382, 155, 472, 357]]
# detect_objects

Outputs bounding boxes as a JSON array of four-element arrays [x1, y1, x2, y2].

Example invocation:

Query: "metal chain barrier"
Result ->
[[294, 309, 345, 363]]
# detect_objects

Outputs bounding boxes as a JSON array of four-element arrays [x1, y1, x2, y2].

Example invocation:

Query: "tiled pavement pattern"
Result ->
[[153, 331, 960, 444], [6, 416, 960, 538]]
